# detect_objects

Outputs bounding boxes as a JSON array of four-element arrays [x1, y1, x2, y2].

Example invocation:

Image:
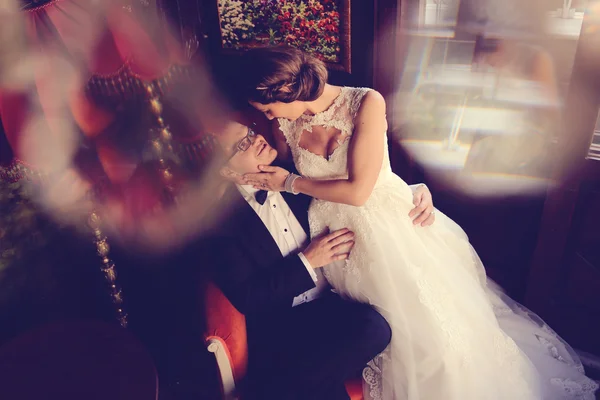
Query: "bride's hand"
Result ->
[[409, 184, 436, 227], [243, 165, 290, 192]]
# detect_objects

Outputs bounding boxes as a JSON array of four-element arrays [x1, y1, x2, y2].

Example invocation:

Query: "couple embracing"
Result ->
[[204, 46, 597, 400]]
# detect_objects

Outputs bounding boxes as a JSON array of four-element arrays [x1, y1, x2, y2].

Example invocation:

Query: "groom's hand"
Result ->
[[303, 228, 355, 268], [409, 184, 436, 227]]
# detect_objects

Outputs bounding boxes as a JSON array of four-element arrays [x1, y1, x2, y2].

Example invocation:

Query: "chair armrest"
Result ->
[[203, 282, 249, 380], [203, 282, 248, 399], [205, 336, 237, 400], [345, 377, 364, 400]]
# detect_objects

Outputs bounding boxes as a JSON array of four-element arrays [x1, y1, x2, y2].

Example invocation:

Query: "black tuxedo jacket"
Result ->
[[203, 185, 317, 325], [201, 183, 393, 399]]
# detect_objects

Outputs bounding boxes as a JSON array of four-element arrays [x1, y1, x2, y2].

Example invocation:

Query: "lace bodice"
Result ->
[[278, 87, 392, 183]]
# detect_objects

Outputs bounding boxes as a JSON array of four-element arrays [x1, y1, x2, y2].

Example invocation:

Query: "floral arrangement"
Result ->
[[217, 0, 256, 46], [217, 0, 342, 62]]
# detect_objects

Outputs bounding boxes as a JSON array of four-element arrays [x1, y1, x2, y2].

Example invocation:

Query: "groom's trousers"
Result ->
[[243, 292, 391, 400]]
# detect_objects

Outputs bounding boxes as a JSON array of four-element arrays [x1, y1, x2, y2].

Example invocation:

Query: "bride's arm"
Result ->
[[292, 91, 387, 206]]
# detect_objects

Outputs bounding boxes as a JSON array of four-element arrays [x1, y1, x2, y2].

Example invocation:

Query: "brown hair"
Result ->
[[240, 46, 328, 104]]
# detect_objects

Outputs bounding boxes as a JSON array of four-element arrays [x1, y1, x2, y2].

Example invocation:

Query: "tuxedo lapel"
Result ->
[[281, 192, 311, 235], [220, 186, 312, 263], [222, 186, 283, 262]]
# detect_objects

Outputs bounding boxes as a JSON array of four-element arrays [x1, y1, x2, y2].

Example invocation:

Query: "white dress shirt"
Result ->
[[237, 185, 329, 307]]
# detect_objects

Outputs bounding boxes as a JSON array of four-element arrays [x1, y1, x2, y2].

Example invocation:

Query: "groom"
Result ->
[[202, 121, 391, 400], [204, 120, 438, 399]]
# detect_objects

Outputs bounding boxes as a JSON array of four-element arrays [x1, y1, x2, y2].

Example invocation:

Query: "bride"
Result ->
[[238, 46, 598, 399]]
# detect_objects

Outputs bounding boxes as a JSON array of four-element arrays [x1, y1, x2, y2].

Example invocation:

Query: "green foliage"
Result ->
[[0, 180, 61, 303]]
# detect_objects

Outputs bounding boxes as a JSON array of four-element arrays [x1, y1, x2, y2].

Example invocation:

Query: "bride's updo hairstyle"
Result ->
[[241, 46, 328, 105]]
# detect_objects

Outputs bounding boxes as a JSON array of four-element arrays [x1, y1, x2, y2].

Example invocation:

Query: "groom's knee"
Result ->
[[366, 309, 392, 356], [352, 306, 391, 359]]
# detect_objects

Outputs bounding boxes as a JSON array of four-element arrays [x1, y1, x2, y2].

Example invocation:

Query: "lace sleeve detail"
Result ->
[[277, 118, 297, 148], [349, 88, 373, 120]]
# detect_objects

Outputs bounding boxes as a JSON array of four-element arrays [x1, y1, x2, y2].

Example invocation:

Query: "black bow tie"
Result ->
[[255, 190, 268, 205]]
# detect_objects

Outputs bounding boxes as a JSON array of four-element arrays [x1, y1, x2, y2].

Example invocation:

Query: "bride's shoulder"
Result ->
[[345, 86, 378, 93], [347, 88, 385, 116], [345, 87, 384, 102]]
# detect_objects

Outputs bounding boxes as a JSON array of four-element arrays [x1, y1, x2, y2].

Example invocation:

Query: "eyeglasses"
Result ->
[[227, 126, 257, 162]]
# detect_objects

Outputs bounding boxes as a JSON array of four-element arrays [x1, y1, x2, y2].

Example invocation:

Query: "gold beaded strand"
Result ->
[[145, 83, 176, 201], [88, 211, 128, 328]]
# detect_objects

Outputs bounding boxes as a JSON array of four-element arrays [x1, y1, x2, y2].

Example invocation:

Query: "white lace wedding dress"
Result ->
[[278, 87, 598, 400]]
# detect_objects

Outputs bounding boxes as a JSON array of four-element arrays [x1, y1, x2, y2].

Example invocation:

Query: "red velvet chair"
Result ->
[[203, 282, 364, 400]]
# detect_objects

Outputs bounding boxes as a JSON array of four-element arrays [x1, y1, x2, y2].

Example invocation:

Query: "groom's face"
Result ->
[[220, 123, 277, 175]]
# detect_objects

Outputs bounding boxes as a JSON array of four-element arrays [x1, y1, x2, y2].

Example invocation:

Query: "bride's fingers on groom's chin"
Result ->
[[259, 165, 277, 172]]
